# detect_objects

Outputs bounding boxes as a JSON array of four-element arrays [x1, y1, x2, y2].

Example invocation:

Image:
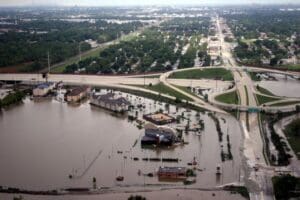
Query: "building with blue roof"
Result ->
[[33, 82, 55, 97]]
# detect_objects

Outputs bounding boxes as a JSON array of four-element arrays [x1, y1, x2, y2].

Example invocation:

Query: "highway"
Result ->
[[216, 15, 273, 200]]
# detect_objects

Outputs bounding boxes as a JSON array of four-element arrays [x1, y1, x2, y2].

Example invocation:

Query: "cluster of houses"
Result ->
[[33, 82, 90, 103]]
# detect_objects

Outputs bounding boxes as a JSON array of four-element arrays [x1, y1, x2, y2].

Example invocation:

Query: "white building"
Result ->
[[33, 82, 55, 97]]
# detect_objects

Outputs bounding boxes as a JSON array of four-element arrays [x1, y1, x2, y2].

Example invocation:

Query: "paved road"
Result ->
[[216, 16, 274, 200], [159, 68, 227, 113]]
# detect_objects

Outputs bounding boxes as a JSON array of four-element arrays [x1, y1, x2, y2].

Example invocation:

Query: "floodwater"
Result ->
[[257, 73, 300, 98], [1, 189, 245, 200], [0, 90, 243, 193]]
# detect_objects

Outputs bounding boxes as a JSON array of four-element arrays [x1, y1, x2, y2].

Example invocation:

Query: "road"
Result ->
[[159, 67, 227, 113], [215, 16, 274, 200]]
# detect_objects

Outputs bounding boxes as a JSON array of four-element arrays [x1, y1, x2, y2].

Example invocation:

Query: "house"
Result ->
[[33, 82, 55, 97], [158, 166, 187, 180], [66, 86, 90, 102], [141, 123, 177, 146], [90, 92, 131, 112]]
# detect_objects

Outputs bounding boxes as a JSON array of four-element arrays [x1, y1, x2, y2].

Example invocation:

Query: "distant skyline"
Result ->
[[0, 0, 300, 6]]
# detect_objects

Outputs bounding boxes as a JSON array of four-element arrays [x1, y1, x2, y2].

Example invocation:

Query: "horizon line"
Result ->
[[1, 3, 300, 7]]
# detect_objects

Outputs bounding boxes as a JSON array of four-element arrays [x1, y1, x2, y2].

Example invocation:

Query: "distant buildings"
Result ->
[[141, 123, 178, 146], [66, 86, 90, 103], [90, 92, 131, 112], [33, 82, 55, 97]]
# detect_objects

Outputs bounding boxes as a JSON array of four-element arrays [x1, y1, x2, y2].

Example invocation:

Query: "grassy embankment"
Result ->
[[170, 68, 234, 81], [0, 90, 25, 108], [256, 94, 281, 105], [283, 118, 300, 159], [270, 101, 300, 107], [215, 90, 239, 105], [134, 83, 193, 102]]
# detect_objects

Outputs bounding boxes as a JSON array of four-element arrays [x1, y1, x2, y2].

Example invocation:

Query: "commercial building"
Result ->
[[90, 92, 131, 112], [33, 82, 55, 97], [158, 166, 187, 179], [141, 123, 177, 146], [66, 86, 90, 103]]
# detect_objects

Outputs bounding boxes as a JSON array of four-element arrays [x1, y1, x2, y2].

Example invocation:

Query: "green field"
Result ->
[[283, 118, 300, 159], [215, 90, 239, 104], [170, 68, 234, 81], [135, 83, 193, 102], [248, 72, 261, 81], [256, 94, 281, 105], [172, 85, 200, 99], [286, 64, 300, 71], [132, 75, 161, 78]]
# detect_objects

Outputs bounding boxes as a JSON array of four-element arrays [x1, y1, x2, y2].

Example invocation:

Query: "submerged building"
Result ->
[[66, 86, 90, 103], [33, 82, 55, 97], [158, 166, 187, 180], [143, 112, 175, 125], [90, 92, 131, 112], [141, 123, 178, 146]]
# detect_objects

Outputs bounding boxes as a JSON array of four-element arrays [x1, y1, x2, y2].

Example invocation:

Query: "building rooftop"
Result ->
[[36, 82, 54, 89], [67, 86, 89, 97], [92, 92, 131, 106], [158, 166, 186, 174]]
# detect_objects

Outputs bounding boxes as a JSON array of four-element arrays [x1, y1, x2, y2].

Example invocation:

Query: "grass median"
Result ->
[[215, 90, 239, 104], [170, 68, 234, 81]]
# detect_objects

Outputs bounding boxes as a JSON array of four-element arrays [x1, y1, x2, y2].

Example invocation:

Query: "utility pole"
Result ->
[[79, 42, 82, 62], [47, 51, 50, 74]]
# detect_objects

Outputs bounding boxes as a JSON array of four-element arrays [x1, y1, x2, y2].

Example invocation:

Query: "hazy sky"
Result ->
[[0, 0, 299, 6]]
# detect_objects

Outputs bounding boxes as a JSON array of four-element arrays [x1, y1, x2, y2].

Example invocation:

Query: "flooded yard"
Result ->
[[0, 90, 244, 192]]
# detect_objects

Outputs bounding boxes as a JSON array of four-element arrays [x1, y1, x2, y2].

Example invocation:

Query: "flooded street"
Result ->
[[0, 91, 243, 192]]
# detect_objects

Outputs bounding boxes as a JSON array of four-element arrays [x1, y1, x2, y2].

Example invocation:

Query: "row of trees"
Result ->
[[0, 90, 25, 108], [64, 17, 212, 74], [161, 17, 210, 37], [0, 19, 142, 71], [225, 10, 300, 39], [65, 29, 180, 74], [233, 39, 289, 66]]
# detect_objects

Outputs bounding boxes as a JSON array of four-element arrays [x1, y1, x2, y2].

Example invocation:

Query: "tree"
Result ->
[[273, 175, 299, 200], [270, 57, 279, 66], [128, 195, 146, 200]]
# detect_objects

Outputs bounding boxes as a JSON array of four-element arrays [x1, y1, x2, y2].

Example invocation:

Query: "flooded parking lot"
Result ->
[[0, 90, 243, 191]]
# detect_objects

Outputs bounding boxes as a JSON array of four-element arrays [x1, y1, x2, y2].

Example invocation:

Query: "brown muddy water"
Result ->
[[1, 189, 246, 200], [0, 90, 243, 192], [257, 73, 300, 98]]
